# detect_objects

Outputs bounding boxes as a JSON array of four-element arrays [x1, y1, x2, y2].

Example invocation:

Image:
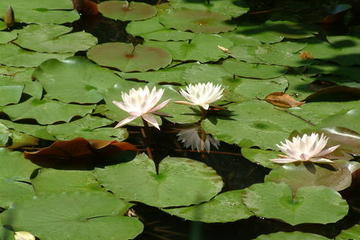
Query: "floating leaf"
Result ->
[[254, 231, 330, 240], [33, 57, 123, 103], [46, 115, 127, 141], [145, 34, 233, 63], [0, 119, 54, 141], [0, 122, 39, 148], [87, 42, 172, 72], [265, 92, 305, 108], [321, 127, 360, 156], [265, 163, 353, 192], [336, 224, 360, 240], [0, 43, 71, 67], [2, 98, 95, 125], [241, 148, 281, 169], [0, 84, 23, 106], [0, 31, 17, 44], [98, 1, 157, 21], [159, 9, 235, 34], [14, 24, 97, 53], [32, 169, 103, 195], [182, 63, 232, 84], [24, 137, 137, 169], [305, 86, 360, 102], [1, 192, 143, 240], [126, 16, 194, 41], [95, 154, 223, 207], [243, 182, 348, 225], [164, 190, 252, 223]]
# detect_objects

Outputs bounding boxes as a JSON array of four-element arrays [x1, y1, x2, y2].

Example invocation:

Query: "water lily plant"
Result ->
[[176, 82, 224, 111], [271, 133, 340, 164], [112, 86, 170, 130]]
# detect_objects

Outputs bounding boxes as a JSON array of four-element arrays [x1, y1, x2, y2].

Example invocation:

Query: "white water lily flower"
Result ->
[[112, 86, 170, 130], [271, 133, 340, 164], [14, 231, 35, 240], [177, 126, 220, 152], [176, 82, 224, 110]]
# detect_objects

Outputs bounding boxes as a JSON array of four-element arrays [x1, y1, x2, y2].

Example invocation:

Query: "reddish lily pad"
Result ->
[[159, 9, 235, 34], [87, 42, 172, 72], [98, 1, 157, 21]]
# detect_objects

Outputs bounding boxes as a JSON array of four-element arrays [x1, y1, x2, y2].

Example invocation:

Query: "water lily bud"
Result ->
[[4, 6, 14, 28], [14, 231, 35, 240]]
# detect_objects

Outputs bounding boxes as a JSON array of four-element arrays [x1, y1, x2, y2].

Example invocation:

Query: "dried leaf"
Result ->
[[265, 92, 305, 108], [299, 51, 314, 60], [24, 137, 137, 169], [73, 0, 99, 16]]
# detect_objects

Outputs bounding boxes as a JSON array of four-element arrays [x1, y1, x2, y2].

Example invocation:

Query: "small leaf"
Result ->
[[265, 92, 305, 108]]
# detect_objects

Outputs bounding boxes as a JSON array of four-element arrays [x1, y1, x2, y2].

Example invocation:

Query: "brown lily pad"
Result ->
[[159, 9, 235, 34], [265, 92, 305, 108], [98, 0, 157, 21], [305, 86, 360, 102], [87, 42, 172, 72], [24, 137, 137, 169]]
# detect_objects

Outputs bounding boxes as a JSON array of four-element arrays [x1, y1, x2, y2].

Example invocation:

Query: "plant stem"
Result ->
[[141, 119, 154, 160]]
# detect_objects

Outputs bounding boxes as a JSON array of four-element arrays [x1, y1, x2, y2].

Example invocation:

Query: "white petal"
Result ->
[[114, 115, 138, 128], [142, 114, 160, 130], [270, 158, 299, 163], [150, 99, 171, 112], [315, 145, 340, 157]]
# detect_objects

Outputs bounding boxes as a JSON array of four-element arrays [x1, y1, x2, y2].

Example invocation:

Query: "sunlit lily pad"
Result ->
[[243, 182, 348, 225], [164, 190, 252, 223], [0, 119, 54, 141], [32, 169, 103, 195], [254, 231, 330, 240], [2, 98, 95, 125], [126, 16, 195, 41], [336, 224, 360, 240], [241, 148, 281, 169], [0, 43, 71, 67], [98, 1, 157, 21], [14, 24, 97, 53], [95, 154, 223, 207], [0, 148, 38, 207], [1, 192, 143, 240], [33, 57, 123, 103], [0, 84, 23, 106], [169, 0, 249, 18], [182, 63, 232, 84], [145, 34, 233, 63], [46, 115, 128, 141], [265, 163, 353, 192], [87, 42, 172, 72], [0, 31, 17, 44], [318, 108, 360, 133], [159, 9, 235, 33]]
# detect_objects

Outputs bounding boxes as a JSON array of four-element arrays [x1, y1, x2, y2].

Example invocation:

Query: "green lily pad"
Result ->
[[98, 1, 157, 21], [0, 21, 6, 30], [202, 100, 310, 149], [243, 182, 349, 225], [318, 108, 360, 133], [95, 154, 223, 207], [145, 34, 233, 63], [1, 192, 143, 240], [14, 24, 97, 53], [126, 16, 195, 41], [254, 231, 330, 240], [2, 98, 95, 125], [0, 122, 39, 148], [32, 169, 103, 195], [0, 119, 54, 141], [33, 57, 123, 103], [222, 59, 286, 79], [159, 8, 235, 34], [241, 148, 281, 169], [46, 115, 128, 141], [0, 148, 38, 207], [164, 190, 252, 223], [0, 31, 17, 43], [336, 224, 360, 240], [182, 63, 232, 84], [87, 42, 172, 72], [265, 163, 353, 192], [169, 0, 249, 18], [0, 85, 23, 106], [0, 43, 71, 67]]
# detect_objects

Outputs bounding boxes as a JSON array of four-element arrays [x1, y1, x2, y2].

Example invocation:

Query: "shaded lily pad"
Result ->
[[254, 231, 330, 240], [243, 182, 348, 225], [0, 148, 38, 207], [318, 108, 360, 133], [33, 57, 123, 103], [2, 98, 95, 125], [1, 192, 143, 240], [336, 224, 360, 240], [0, 31, 17, 44], [47, 115, 128, 141], [0, 121, 39, 148], [14, 24, 97, 53], [98, 1, 157, 21], [32, 169, 103, 195], [265, 163, 353, 192], [95, 154, 223, 207], [164, 190, 252, 223], [0, 119, 54, 141], [241, 148, 281, 169], [169, 0, 249, 18], [0, 43, 71, 67], [159, 9, 235, 34], [87, 42, 172, 72], [126, 16, 194, 41], [145, 34, 233, 63]]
